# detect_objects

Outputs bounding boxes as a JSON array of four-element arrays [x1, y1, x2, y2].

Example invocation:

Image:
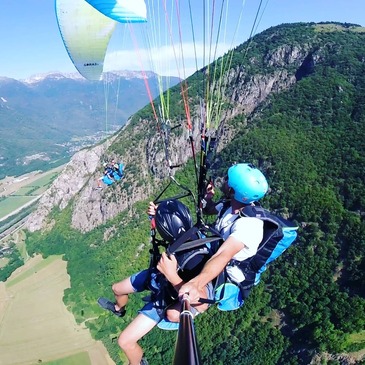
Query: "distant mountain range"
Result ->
[[0, 71, 180, 178]]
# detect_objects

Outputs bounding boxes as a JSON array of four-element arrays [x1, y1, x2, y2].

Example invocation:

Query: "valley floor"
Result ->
[[0, 254, 115, 365]]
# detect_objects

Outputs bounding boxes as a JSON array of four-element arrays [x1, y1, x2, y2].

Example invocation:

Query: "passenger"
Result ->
[[98, 200, 213, 365]]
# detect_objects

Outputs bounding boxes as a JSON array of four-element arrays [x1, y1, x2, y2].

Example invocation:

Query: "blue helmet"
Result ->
[[227, 163, 268, 203]]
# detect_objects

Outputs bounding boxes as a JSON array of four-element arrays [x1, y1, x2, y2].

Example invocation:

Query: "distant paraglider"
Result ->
[[96, 160, 124, 189]]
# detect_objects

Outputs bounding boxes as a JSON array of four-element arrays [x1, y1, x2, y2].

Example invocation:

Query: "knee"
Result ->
[[112, 278, 132, 296], [118, 332, 134, 351], [165, 308, 180, 323], [112, 282, 126, 296], [111, 283, 119, 295]]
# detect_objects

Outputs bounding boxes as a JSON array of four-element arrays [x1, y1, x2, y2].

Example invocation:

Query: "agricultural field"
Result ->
[[0, 164, 118, 365], [0, 195, 39, 219], [0, 166, 64, 221], [0, 254, 115, 365]]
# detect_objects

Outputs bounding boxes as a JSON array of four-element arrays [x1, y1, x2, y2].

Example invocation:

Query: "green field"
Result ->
[[13, 171, 59, 197], [0, 255, 114, 365], [26, 171, 59, 187], [15, 184, 48, 196], [0, 169, 60, 221], [0, 257, 9, 269], [42, 351, 92, 365], [0, 196, 37, 217], [5, 255, 60, 288]]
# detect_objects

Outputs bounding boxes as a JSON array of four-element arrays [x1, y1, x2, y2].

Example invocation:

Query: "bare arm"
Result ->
[[156, 252, 184, 291], [178, 236, 245, 303]]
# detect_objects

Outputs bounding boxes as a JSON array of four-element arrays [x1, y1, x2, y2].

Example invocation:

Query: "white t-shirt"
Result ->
[[215, 203, 264, 282]]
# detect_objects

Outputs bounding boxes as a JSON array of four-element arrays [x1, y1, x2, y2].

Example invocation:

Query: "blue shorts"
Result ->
[[130, 269, 214, 323], [130, 269, 162, 322]]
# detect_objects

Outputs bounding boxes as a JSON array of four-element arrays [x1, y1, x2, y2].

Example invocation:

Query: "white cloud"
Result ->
[[104, 41, 235, 78]]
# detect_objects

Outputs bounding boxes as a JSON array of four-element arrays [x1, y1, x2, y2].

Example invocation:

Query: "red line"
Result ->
[[128, 23, 160, 129]]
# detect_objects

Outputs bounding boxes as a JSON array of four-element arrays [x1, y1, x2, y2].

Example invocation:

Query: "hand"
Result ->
[[147, 201, 158, 216], [178, 281, 201, 304], [204, 183, 215, 200], [157, 252, 178, 280], [157, 252, 177, 279]]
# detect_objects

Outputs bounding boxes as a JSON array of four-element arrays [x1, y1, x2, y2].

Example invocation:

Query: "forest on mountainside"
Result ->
[[20, 22, 365, 364]]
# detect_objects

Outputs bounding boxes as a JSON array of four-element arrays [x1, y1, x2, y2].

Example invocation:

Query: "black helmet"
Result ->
[[155, 200, 193, 242]]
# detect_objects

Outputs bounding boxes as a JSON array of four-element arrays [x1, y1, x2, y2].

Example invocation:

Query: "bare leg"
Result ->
[[118, 313, 157, 365], [111, 277, 135, 311], [97, 176, 104, 188]]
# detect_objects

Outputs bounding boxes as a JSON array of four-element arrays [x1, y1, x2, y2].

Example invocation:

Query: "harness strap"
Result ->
[[167, 226, 200, 254], [168, 223, 223, 255], [173, 236, 222, 253]]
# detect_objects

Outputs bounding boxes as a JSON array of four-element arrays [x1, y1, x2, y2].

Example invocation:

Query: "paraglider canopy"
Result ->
[[85, 0, 147, 23], [55, 0, 147, 80], [55, 0, 118, 81]]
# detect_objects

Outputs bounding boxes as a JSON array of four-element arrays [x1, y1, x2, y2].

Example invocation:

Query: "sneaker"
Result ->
[[97, 297, 126, 317]]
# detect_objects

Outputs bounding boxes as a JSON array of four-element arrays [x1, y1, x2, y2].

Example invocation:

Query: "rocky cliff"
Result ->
[[25, 138, 115, 232]]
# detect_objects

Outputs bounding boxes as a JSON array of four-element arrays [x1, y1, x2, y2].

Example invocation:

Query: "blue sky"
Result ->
[[1, 0, 365, 80]]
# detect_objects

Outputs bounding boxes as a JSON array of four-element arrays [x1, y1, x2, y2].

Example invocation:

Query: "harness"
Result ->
[[146, 199, 297, 313], [145, 222, 222, 315], [211, 202, 298, 307]]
